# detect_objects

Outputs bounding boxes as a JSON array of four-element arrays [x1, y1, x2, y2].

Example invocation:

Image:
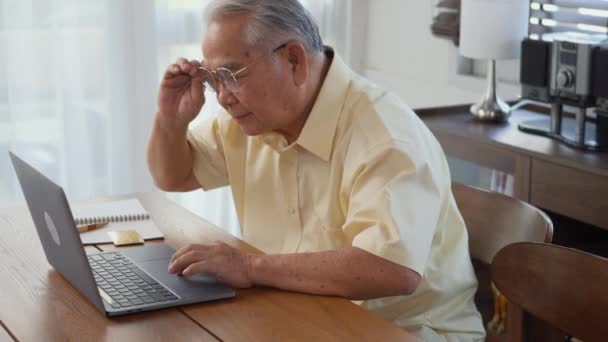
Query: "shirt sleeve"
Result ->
[[186, 116, 230, 190], [342, 139, 443, 276]]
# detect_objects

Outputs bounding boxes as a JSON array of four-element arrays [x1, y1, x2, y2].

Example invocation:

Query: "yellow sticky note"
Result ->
[[107, 230, 144, 246]]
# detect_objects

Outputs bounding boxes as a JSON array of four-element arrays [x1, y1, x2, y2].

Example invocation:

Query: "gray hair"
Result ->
[[203, 0, 324, 54]]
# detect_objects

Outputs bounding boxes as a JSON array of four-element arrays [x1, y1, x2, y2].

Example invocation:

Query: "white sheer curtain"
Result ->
[[156, 0, 241, 236], [301, 0, 366, 72], [0, 1, 157, 208], [1, 0, 352, 237]]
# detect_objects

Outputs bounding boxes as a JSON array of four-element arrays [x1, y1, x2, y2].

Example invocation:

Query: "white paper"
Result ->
[[72, 199, 164, 245]]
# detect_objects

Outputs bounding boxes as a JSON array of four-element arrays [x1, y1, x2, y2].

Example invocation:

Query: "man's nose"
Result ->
[[216, 82, 237, 107]]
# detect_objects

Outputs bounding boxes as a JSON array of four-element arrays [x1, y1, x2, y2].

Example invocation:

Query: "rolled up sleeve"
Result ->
[[343, 140, 442, 276], [186, 117, 229, 191]]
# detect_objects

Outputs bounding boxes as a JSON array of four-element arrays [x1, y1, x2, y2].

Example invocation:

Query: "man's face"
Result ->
[[202, 15, 297, 137]]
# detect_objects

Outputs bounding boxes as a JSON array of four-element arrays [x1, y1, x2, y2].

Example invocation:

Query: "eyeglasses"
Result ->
[[199, 43, 288, 94]]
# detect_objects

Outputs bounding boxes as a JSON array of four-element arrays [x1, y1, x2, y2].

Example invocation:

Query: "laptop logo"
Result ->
[[44, 211, 61, 246]]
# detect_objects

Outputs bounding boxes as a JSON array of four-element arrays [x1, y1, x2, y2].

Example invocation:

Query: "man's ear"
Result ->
[[284, 42, 308, 87]]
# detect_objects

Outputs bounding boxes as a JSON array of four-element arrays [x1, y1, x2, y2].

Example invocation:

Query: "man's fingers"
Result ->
[[169, 250, 200, 273], [169, 248, 212, 273], [188, 60, 204, 78], [177, 58, 199, 75], [170, 243, 198, 264], [190, 64, 206, 95], [164, 57, 197, 76], [162, 64, 180, 79], [170, 245, 188, 264], [189, 66, 204, 78], [176, 57, 188, 66], [183, 260, 215, 276], [162, 59, 206, 84], [190, 60, 202, 69]]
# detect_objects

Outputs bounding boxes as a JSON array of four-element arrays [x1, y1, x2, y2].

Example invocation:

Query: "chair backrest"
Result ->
[[492, 242, 608, 342], [452, 182, 553, 264]]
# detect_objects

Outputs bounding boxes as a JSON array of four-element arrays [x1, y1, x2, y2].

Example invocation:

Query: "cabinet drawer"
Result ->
[[530, 160, 608, 230]]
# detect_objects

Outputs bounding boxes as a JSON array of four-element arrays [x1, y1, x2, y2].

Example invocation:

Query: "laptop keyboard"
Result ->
[[88, 252, 178, 309]]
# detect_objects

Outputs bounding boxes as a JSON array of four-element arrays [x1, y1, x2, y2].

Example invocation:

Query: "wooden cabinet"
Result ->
[[530, 160, 608, 229], [418, 104, 608, 231]]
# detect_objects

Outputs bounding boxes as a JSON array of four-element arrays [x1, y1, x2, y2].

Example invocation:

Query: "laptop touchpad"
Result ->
[[183, 273, 219, 283], [138, 259, 231, 298], [122, 244, 175, 262]]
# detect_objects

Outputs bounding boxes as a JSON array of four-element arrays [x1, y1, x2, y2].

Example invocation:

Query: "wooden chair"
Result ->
[[452, 182, 553, 340], [492, 242, 608, 342]]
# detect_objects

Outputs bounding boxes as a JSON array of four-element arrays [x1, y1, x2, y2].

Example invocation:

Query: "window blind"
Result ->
[[530, 0, 608, 38], [431, 0, 461, 45]]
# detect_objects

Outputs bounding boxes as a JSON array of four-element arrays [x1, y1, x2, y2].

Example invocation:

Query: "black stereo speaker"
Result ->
[[520, 38, 552, 102], [593, 47, 608, 98], [593, 47, 608, 145], [520, 38, 551, 88], [519, 34, 608, 150]]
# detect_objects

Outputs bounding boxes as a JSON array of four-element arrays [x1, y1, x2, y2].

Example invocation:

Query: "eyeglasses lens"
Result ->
[[216, 69, 238, 93], [201, 68, 237, 93], [201, 69, 217, 92]]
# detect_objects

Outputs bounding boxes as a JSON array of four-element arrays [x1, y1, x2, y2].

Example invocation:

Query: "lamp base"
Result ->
[[469, 59, 511, 123], [470, 97, 511, 122]]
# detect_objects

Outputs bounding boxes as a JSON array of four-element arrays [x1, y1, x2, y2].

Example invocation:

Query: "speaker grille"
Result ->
[[593, 48, 608, 98], [521, 39, 551, 88]]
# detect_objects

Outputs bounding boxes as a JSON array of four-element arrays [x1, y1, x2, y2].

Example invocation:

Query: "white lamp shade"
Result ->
[[460, 0, 529, 60]]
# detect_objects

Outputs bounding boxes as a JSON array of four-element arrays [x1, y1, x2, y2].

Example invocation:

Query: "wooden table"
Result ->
[[0, 192, 417, 341]]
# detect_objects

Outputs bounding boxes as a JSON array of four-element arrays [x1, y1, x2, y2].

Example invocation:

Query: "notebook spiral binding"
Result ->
[[74, 213, 150, 226]]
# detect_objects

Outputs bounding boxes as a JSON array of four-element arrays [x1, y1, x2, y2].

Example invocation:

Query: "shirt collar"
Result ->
[[258, 47, 352, 161], [295, 47, 352, 161]]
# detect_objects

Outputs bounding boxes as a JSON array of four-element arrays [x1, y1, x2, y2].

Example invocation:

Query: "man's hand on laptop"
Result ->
[[168, 242, 254, 288]]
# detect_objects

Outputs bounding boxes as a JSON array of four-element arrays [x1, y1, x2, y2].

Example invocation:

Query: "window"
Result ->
[[529, 0, 608, 38]]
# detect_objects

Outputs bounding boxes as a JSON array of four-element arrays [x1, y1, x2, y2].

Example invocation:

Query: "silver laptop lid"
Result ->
[[9, 152, 105, 312]]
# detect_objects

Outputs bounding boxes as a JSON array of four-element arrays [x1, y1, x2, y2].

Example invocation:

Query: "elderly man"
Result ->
[[147, 0, 484, 340]]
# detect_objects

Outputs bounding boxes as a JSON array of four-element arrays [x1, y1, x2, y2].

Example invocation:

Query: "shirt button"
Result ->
[[288, 207, 296, 215]]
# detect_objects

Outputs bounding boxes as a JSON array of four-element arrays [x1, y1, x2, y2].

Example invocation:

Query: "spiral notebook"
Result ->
[[72, 198, 164, 245]]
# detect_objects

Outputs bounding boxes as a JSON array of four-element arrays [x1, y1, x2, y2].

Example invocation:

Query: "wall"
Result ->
[[362, 0, 481, 109], [361, 0, 515, 191]]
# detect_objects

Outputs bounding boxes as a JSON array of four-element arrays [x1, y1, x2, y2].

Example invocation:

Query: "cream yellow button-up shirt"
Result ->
[[187, 49, 485, 341]]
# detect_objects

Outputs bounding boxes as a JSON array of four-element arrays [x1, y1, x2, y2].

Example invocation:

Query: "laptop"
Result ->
[[9, 151, 235, 316]]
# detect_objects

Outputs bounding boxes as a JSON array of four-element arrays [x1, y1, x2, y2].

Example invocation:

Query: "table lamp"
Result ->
[[460, 0, 529, 122]]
